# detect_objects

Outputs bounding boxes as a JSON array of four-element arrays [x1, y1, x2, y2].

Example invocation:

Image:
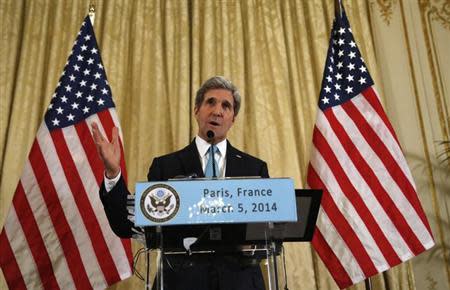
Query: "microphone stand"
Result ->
[[144, 228, 152, 290]]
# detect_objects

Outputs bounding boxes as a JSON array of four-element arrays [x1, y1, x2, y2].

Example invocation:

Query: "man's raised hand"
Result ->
[[91, 122, 121, 178]]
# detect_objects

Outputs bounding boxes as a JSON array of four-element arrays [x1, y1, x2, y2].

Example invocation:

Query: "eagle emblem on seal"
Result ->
[[147, 189, 174, 214], [140, 184, 180, 223]]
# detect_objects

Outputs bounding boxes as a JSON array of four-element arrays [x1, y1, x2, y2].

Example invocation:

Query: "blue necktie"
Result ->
[[205, 145, 219, 178]]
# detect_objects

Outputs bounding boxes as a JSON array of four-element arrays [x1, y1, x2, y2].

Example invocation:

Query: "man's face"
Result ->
[[195, 88, 236, 143]]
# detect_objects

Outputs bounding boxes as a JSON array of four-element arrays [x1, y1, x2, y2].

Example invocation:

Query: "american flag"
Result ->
[[307, 7, 435, 289], [0, 16, 133, 289]]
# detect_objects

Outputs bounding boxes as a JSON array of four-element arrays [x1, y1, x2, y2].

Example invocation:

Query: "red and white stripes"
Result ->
[[308, 87, 434, 288], [0, 108, 132, 290]]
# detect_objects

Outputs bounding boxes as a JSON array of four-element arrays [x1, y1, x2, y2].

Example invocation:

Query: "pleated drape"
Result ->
[[1, 1, 448, 290]]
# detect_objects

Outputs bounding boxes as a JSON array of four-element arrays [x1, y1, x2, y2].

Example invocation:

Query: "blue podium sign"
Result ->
[[135, 178, 297, 227]]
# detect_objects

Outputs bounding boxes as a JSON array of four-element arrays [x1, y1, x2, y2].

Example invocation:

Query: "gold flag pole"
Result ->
[[334, 0, 342, 17], [89, 2, 95, 25]]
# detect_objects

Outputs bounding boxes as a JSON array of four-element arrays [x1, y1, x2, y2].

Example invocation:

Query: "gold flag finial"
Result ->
[[89, 3, 95, 14], [89, 2, 95, 25]]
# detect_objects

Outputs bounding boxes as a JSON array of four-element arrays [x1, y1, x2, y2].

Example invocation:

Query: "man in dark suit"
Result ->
[[92, 76, 268, 290]]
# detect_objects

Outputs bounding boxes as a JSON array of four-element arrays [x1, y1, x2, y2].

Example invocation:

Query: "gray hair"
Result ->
[[195, 76, 241, 116]]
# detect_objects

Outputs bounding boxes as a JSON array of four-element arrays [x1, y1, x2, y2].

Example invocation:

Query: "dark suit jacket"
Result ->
[[100, 140, 269, 238]]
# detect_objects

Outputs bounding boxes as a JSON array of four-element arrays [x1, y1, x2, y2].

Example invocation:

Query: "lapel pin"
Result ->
[[236, 154, 242, 158]]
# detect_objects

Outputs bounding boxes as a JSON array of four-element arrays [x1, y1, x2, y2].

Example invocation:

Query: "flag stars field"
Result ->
[[45, 19, 117, 132], [317, 17, 373, 112]]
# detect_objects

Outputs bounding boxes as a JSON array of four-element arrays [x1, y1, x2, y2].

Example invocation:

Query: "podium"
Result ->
[[135, 178, 322, 290]]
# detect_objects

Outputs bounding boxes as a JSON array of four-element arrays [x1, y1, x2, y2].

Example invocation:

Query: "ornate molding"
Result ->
[[374, 0, 397, 25], [425, 271, 438, 290], [373, 0, 450, 29], [419, 0, 450, 30]]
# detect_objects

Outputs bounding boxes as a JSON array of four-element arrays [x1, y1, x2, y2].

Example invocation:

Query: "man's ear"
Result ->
[[194, 106, 199, 115]]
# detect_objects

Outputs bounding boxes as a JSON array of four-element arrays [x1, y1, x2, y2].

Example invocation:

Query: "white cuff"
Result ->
[[104, 170, 121, 192]]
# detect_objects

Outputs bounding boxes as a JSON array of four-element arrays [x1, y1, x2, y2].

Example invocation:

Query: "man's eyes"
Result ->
[[205, 98, 233, 111]]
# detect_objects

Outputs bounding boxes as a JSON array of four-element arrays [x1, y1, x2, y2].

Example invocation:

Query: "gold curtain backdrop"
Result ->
[[0, 1, 448, 290]]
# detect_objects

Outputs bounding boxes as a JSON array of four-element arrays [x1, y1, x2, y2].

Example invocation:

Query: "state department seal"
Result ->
[[140, 184, 180, 223]]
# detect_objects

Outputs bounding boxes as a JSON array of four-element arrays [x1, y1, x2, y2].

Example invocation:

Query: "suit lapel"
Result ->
[[178, 140, 204, 178], [225, 141, 244, 177]]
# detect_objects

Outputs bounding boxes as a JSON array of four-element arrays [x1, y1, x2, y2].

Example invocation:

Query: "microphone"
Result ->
[[206, 130, 215, 140], [206, 130, 217, 178]]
